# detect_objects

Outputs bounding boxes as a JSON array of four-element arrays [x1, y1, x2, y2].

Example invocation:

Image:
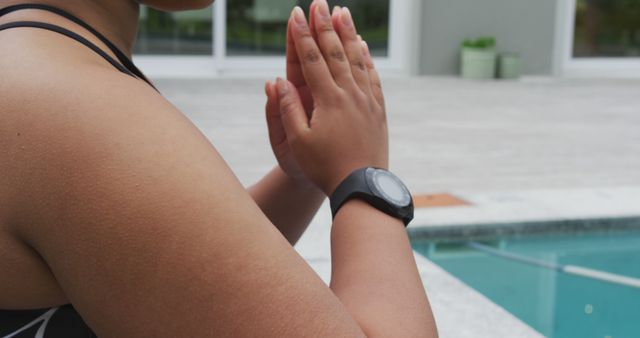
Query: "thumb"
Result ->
[[276, 78, 310, 139]]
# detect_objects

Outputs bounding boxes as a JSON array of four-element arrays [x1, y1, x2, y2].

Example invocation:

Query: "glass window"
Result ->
[[226, 0, 389, 57], [135, 6, 213, 55], [573, 0, 640, 57]]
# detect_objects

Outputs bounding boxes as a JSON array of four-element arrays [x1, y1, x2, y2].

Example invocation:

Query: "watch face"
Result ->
[[366, 168, 412, 207]]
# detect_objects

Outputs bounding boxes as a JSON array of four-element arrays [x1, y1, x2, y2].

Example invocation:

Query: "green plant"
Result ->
[[462, 37, 496, 49]]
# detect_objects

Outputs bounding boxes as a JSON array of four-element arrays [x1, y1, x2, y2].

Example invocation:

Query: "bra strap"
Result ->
[[0, 3, 154, 88], [0, 21, 135, 77]]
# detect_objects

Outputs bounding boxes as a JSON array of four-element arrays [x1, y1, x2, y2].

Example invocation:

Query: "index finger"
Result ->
[[286, 15, 303, 87], [287, 2, 318, 88]]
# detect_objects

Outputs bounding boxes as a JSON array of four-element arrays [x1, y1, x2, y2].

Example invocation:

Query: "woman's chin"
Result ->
[[138, 0, 215, 11]]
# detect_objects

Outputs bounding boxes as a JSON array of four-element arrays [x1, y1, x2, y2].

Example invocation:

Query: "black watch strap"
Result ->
[[330, 168, 414, 226], [330, 168, 370, 218]]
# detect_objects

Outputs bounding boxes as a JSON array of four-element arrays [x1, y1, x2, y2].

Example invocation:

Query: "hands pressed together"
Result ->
[[265, 0, 389, 196]]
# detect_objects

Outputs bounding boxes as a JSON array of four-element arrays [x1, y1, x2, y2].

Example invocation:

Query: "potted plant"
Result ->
[[497, 53, 522, 80], [460, 37, 497, 80]]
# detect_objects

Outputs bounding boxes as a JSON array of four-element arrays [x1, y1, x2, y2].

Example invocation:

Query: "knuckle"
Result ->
[[350, 58, 366, 72], [297, 27, 313, 39], [365, 59, 375, 69], [302, 49, 322, 65], [374, 100, 387, 116], [329, 48, 346, 62], [316, 21, 334, 34], [354, 91, 368, 104], [372, 80, 383, 90], [342, 26, 359, 39], [328, 92, 347, 108], [336, 91, 351, 104], [280, 98, 297, 114]]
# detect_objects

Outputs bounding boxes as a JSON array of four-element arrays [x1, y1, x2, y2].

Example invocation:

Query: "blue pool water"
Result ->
[[412, 230, 640, 338]]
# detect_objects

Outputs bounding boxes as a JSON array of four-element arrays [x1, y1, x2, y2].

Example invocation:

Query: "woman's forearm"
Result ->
[[248, 166, 325, 245], [329, 199, 438, 338]]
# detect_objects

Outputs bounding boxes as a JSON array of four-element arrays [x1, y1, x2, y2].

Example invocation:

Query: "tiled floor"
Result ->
[[157, 76, 640, 195]]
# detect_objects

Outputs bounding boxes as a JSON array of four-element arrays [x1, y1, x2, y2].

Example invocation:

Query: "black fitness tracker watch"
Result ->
[[330, 167, 414, 226]]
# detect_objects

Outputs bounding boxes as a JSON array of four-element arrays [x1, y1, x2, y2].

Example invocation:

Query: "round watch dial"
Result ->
[[367, 168, 412, 207]]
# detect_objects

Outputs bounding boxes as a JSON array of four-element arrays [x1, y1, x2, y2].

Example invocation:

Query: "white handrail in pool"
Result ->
[[563, 265, 640, 289], [467, 242, 640, 289]]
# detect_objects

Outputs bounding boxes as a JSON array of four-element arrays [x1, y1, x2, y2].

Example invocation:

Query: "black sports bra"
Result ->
[[1, 3, 155, 337], [0, 305, 95, 338]]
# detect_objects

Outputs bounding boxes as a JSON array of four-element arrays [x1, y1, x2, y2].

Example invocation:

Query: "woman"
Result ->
[[0, 0, 438, 336]]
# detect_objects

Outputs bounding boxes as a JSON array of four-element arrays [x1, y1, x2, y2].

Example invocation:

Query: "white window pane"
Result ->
[[226, 0, 389, 57], [135, 6, 213, 55]]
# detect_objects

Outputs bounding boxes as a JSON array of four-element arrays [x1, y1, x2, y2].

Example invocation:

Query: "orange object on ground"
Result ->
[[412, 193, 470, 208]]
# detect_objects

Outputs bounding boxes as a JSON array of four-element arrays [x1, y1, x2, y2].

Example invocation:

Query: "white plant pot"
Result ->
[[498, 53, 522, 79], [460, 48, 497, 80]]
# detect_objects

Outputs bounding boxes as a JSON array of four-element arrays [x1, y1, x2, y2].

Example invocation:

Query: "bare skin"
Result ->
[[0, 0, 438, 337]]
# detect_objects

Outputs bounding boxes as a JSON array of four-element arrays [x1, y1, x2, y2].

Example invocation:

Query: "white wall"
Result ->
[[419, 0, 559, 76]]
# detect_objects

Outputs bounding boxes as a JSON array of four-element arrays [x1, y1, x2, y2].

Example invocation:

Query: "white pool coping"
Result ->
[[412, 186, 640, 229]]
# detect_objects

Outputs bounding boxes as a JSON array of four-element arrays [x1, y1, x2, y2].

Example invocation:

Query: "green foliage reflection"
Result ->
[[135, 6, 213, 55], [574, 0, 640, 57], [227, 0, 389, 56]]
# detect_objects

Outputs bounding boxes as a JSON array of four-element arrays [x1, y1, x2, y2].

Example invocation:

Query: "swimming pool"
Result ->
[[411, 229, 640, 338]]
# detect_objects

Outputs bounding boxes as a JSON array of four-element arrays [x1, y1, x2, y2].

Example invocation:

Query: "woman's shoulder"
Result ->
[[0, 27, 160, 119], [0, 34, 179, 184], [0, 31, 204, 310], [0, 30, 208, 234], [0, 27, 181, 151]]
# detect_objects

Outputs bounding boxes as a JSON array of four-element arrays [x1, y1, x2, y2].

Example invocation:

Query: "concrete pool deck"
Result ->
[[156, 76, 640, 337], [410, 186, 640, 240]]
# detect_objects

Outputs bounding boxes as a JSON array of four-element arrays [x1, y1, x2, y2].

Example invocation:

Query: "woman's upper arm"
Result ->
[[15, 74, 365, 337]]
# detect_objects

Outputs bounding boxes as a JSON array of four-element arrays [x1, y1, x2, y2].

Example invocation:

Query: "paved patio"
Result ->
[[155, 76, 640, 337], [157, 76, 640, 193]]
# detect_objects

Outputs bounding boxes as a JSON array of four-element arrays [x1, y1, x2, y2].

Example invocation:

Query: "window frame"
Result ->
[[133, 0, 412, 78], [555, 0, 640, 78]]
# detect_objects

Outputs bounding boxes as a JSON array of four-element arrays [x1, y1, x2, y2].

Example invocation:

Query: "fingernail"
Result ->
[[276, 78, 288, 97], [363, 41, 372, 58], [342, 7, 353, 26], [317, 1, 330, 20], [292, 6, 306, 25], [360, 41, 367, 56], [332, 6, 340, 15], [357, 34, 363, 41]]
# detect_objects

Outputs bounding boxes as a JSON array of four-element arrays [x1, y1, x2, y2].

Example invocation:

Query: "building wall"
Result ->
[[419, 0, 559, 75]]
